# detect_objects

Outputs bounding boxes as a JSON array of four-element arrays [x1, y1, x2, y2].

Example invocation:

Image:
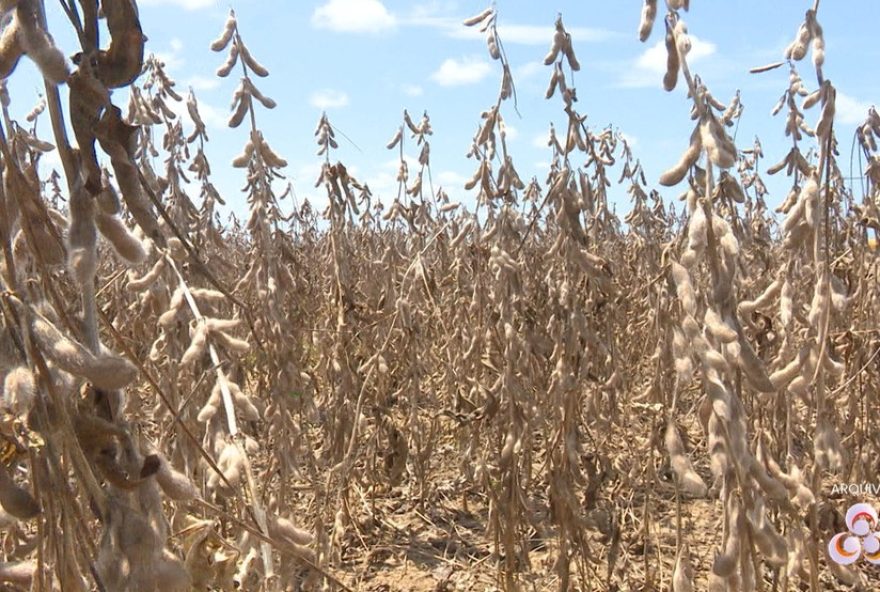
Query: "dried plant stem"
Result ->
[[166, 255, 274, 578]]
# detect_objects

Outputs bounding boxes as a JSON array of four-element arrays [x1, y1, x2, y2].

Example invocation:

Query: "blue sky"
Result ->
[[8, 0, 880, 216]]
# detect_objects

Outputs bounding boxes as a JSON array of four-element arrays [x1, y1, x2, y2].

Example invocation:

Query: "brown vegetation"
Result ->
[[0, 1, 879, 590]]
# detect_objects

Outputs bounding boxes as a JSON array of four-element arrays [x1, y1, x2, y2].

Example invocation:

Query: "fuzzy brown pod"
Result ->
[[227, 380, 259, 421], [126, 85, 161, 125], [96, 176, 121, 215], [403, 109, 420, 135], [0, 16, 24, 79], [736, 334, 775, 392], [0, 561, 35, 586], [197, 381, 221, 422], [243, 77, 276, 109], [96, 0, 144, 88], [208, 441, 243, 494], [95, 107, 165, 246], [706, 412, 729, 481], [232, 139, 254, 167], [154, 454, 199, 500], [94, 449, 159, 491], [5, 163, 66, 266], [670, 262, 697, 316], [748, 502, 788, 567], [13, 3, 68, 83], [545, 64, 560, 99], [802, 87, 822, 111], [66, 179, 97, 286], [700, 114, 736, 169], [449, 219, 473, 249], [663, 19, 679, 91], [544, 20, 565, 66], [127, 257, 166, 291], [815, 82, 836, 139], [672, 544, 694, 592], [68, 58, 111, 191], [665, 421, 707, 498], [673, 20, 691, 57], [737, 278, 783, 317], [638, 0, 657, 42], [814, 419, 844, 472], [18, 132, 54, 156], [239, 43, 268, 76], [155, 549, 191, 591], [712, 496, 742, 577], [229, 92, 251, 128], [784, 19, 812, 62], [756, 441, 811, 505], [204, 318, 242, 333], [462, 7, 493, 27], [830, 274, 848, 312], [717, 171, 745, 203], [26, 306, 137, 390], [189, 288, 226, 306], [769, 354, 802, 390], [660, 125, 702, 186], [96, 211, 148, 264], [257, 134, 287, 168], [749, 61, 785, 74], [385, 127, 403, 150], [562, 33, 580, 71], [704, 308, 736, 343], [179, 323, 208, 368], [186, 90, 208, 138], [499, 64, 512, 100], [2, 366, 35, 418], [216, 41, 239, 77], [267, 514, 314, 547], [183, 528, 218, 589], [672, 329, 693, 382], [0, 464, 39, 519], [211, 12, 237, 51], [487, 30, 500, 60], [108, 498, 164, 587]]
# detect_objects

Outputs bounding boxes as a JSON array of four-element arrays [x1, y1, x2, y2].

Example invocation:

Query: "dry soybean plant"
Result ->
[[0, 1, 878, 591]]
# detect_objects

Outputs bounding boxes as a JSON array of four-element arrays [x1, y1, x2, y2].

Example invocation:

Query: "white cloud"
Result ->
[[310, 89, 350, 110], [291, 163, 331, 209], [450, 24, 614, 45], [532, 131, 550, 149], [186, 75, 221, 92], [430, 56, 491, 86], [836, 92, 873, 125], [618, 35, 716, 88], [150, 37, 186, 74], [140, 0, 215, 10], [364, 171, 400, 201], [618, 131, 639, 148], [436, 170, 468, 187], [405, 8, 616, 46], [312, 0, 396, 33], [195, 101, 228, 130], [515, 61, 545, 82], [294, 162, 325, 187], [402, 83, 424, 97], [383, 155, 419, 170], [167, 95, 227, 130], [502, 123, 518, 141]]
